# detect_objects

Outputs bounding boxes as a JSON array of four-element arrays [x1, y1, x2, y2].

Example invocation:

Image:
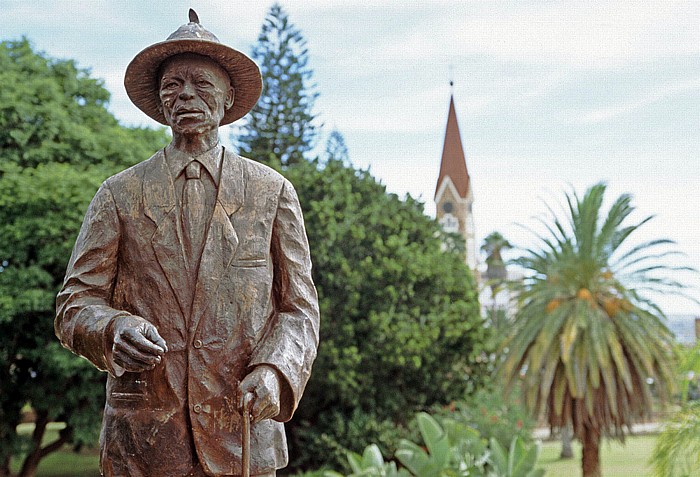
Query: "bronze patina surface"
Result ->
[[55, 10, 319, 477]]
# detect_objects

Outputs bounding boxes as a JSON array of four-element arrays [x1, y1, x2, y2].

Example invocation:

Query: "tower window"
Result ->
[[442, 201, 453, 213], [439, 213, 459, 233]]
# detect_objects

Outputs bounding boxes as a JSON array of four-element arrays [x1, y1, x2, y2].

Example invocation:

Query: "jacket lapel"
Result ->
[[189, 148, 243, 334], [142, 150, 191, 318]]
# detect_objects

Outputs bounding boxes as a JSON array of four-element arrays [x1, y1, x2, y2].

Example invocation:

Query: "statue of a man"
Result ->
[[55, 11, 319, 477]]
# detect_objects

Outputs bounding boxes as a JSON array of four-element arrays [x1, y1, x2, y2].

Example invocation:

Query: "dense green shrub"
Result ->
[[283, 158, 488, 470]]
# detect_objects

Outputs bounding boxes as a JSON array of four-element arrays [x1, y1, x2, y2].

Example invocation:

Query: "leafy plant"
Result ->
[[395, 413, 451, 477], [488, 437, 544, 477], [320, 412, 545, 477], [324, 445, 410, 477], [395, 412, 488, 477]]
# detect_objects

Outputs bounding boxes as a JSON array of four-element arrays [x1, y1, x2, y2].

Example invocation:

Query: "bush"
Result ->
[[291, 408, 411, 473], [284, 158, 488, 470], [440, 387, 534, 451]]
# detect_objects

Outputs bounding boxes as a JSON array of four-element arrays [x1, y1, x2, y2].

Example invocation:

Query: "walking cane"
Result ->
[[242, 394, 252, 477]]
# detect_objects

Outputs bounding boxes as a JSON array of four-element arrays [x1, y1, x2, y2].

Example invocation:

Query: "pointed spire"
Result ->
[[435, 94, 470, 199]]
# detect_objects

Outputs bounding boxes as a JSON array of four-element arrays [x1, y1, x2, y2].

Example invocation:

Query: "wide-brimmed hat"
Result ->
[[124, 9, 262, 126]]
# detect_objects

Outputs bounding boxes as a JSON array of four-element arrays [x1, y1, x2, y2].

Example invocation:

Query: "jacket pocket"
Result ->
[[231, 258, 267, 268], [109, 377, 149, 407]]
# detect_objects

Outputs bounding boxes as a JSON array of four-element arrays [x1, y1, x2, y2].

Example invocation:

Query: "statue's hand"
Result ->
[[238, 365, 281, 423], [111, 315, 168, 373]]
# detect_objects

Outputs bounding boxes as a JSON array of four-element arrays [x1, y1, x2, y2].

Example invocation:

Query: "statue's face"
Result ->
[[158, 54, 234, 136]]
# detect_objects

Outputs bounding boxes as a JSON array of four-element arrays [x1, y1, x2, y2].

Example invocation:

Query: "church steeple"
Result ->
[[435, 95, 470, 200], [434, 92, 477, 270]]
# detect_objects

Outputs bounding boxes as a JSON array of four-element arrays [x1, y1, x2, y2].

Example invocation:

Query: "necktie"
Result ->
[[181, 161, 206, 277]]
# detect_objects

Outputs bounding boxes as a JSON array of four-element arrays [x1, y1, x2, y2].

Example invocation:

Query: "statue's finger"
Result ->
[[115, 340, 162, 365], [254, 401, 279, 422], [143, 325, 168, 352], [113, 349, 156, 372], [239, 391, 255, 412], [123, 328, 165, 356], [252, 390, 278, 422]]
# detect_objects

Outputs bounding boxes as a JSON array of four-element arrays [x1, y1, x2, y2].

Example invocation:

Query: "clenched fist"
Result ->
[[110, 315, 168, 373], [238, 365, 281, 423]]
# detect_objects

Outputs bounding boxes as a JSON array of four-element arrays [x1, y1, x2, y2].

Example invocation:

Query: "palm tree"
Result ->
[[481, 232, 513, 333], [481, 231, 512, 282], [500, 183, 693, 477]]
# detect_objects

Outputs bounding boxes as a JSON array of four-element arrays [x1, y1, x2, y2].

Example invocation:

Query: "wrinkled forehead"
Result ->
[[158, 53, 231, 87]]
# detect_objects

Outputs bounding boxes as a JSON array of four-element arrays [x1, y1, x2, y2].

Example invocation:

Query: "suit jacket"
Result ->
[[55, 148, 319, 477]]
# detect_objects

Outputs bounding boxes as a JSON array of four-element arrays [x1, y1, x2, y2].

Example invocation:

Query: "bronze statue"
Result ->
[[55, 10, 319, 477]]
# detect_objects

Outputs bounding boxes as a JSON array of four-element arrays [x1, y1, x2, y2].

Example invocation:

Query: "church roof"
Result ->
[[435, 95, 470, 199]]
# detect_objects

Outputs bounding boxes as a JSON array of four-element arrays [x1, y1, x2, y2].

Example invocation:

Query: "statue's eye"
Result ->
[[161, 81, 179, 90], [196, 79, 213, 88]]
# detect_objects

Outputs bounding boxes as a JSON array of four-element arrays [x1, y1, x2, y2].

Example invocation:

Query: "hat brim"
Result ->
[[124, 39, 262, 126]]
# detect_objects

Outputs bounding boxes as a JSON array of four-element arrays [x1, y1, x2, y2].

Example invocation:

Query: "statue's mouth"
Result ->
[[174, 108, 204, 119]]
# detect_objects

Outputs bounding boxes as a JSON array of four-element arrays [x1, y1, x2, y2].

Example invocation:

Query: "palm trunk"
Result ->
[[581, 425, 601, 477], [560, 424, 573, 459]]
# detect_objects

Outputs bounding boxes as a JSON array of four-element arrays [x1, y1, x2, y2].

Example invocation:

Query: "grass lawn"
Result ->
[[538, 434, 669, 477]]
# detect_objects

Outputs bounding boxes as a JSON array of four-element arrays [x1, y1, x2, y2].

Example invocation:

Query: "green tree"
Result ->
[[500, 183, 690, 477], [236, 3, 319, 167], [0, 39, 168, 477], [282, 146, 487, 469]]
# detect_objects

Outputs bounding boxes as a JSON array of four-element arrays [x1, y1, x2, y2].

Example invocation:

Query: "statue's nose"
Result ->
[[179, 83, 195, 100]]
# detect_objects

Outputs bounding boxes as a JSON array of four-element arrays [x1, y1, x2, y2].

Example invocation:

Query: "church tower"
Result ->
[[434, 92, 477, 269]]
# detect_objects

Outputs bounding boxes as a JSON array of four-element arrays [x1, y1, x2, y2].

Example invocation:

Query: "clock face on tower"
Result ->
[[442, 201, 453, 213]]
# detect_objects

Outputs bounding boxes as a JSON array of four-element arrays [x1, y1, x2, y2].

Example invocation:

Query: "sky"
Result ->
[[4, 0, 699, 315]]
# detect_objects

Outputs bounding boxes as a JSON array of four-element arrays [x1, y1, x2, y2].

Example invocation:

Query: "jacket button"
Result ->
[[193, 339, 203, 349], [193, 404, 202, 413]]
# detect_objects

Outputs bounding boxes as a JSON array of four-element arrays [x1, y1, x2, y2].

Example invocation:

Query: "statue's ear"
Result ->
[[225, 86, 235, 110]]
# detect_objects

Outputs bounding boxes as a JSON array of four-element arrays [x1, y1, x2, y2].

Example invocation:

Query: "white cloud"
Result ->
[[571, 76, 700, 124], [330, 1, 700, 67]]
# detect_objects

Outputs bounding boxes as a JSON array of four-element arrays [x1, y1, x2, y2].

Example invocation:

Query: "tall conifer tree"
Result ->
[[324, 129, 349, 165], [237, 3, 319, 167]]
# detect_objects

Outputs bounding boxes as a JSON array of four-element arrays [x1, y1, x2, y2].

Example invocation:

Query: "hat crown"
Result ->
[[166, 21, 220, 43]]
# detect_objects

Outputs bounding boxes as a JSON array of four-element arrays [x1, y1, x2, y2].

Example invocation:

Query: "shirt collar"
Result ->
[[165, 143, 223, 185]]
